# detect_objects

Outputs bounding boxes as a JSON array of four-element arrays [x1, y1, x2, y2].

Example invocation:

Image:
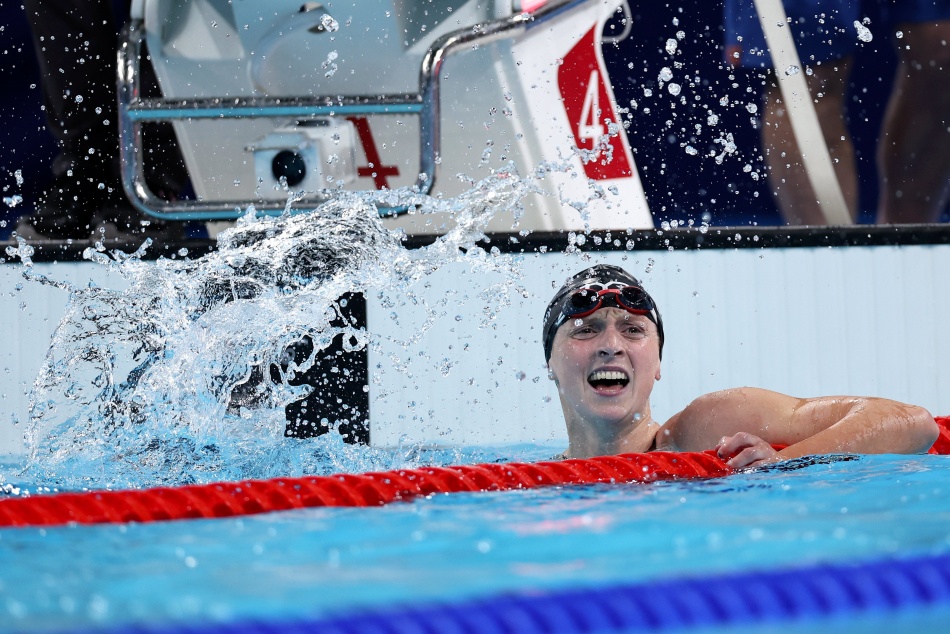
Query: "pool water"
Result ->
[[2, 450, 950, 632]]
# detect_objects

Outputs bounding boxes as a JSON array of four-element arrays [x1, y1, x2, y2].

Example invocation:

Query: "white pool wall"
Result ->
[[1, 244, 947, 456], [368, 244, 950, 446]]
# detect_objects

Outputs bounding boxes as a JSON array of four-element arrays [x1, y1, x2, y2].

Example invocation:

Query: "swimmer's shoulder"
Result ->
[[656, 392, 736, 450], [655, 409, 691, 451], [657, 388, 781, 451]]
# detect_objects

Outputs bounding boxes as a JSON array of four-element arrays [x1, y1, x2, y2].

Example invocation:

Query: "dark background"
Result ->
[[601, 0, 917, 226], [0, 1, 943, 237], [0, 1, 59, 236]]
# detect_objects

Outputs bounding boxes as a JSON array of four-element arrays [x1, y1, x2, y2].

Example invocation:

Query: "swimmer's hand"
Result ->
[[716, 432, 781, 469]]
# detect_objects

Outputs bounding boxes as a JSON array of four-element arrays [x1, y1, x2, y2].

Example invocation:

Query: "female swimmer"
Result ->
[[543, 265, 938, 467]]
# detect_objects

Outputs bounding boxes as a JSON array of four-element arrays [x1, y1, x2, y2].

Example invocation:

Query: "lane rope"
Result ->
[[929, 416, 950, 455], [3, 416, 946, 529], [0, 451, 730, 528], [76, 552, 950, 633]]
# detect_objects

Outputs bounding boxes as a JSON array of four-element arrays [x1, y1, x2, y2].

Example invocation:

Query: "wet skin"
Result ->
[[548, 307, 938, 465], [548, 307, 662, 455]]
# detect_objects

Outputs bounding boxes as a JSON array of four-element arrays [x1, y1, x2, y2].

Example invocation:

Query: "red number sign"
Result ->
[[557, 27, 633, 180]]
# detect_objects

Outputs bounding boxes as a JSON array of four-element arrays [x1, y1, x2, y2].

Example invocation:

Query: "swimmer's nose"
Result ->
[[597, 330, 624, 357]]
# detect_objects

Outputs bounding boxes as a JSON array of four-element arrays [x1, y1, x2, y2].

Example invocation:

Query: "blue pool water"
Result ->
[[3, 450, 950, 632]]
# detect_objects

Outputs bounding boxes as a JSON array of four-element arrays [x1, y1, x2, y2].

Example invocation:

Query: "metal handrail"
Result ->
[[117, 0, 584, 220]]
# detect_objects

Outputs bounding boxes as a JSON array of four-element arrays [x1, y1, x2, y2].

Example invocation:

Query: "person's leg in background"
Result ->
[[725, 0, 860, 225], [760, 59, 859, 224], [876, 13, 950, 223]]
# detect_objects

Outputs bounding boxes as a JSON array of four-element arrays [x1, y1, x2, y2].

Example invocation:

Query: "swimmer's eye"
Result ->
[[570, 324, 599, 337]]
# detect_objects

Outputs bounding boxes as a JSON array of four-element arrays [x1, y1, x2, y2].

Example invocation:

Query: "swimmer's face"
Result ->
[[548, 307, 661, 430]]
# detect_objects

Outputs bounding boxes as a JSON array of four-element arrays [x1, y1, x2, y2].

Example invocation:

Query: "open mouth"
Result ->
[[587, 370, 630, 390]]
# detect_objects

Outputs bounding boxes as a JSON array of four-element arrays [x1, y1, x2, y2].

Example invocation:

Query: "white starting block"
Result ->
[[121, 0, 653, 233]]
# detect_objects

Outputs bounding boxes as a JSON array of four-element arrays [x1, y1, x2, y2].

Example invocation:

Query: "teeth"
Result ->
[[588, 370, 629, 382]]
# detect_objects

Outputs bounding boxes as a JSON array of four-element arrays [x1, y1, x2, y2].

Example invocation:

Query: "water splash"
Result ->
[[12, 168, 555, 491]]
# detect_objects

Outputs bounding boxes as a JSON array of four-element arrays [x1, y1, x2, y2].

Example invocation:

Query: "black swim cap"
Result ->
[[542, 264, 664, 362]]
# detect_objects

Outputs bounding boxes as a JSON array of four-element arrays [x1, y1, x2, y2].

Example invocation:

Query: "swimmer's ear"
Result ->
[[547, 365, 559, 386], [655, 366, 661, 381]]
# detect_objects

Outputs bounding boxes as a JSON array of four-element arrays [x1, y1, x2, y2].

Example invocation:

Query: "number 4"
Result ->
[[578, 70, 604, 143]]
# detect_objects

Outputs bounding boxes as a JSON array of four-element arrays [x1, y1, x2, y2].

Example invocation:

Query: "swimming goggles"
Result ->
[[561, 284, 656, 321]]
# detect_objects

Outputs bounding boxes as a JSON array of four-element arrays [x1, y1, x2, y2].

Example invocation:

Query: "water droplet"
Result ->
[[439, 359, 455, 376], [322, 50, 339, 77], [665, 38, 678, 55], [320, 13, 340, 33], [854, 20, 873, 42], [784, 65, 800, 76]]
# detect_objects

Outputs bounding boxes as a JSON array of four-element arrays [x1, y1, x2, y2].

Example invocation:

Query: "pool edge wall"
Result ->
[[2, 227, 949, 454]]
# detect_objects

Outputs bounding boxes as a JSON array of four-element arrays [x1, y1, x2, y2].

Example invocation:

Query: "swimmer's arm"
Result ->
[[769, 394, 937, 460], [663, 387, 938, 459]]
